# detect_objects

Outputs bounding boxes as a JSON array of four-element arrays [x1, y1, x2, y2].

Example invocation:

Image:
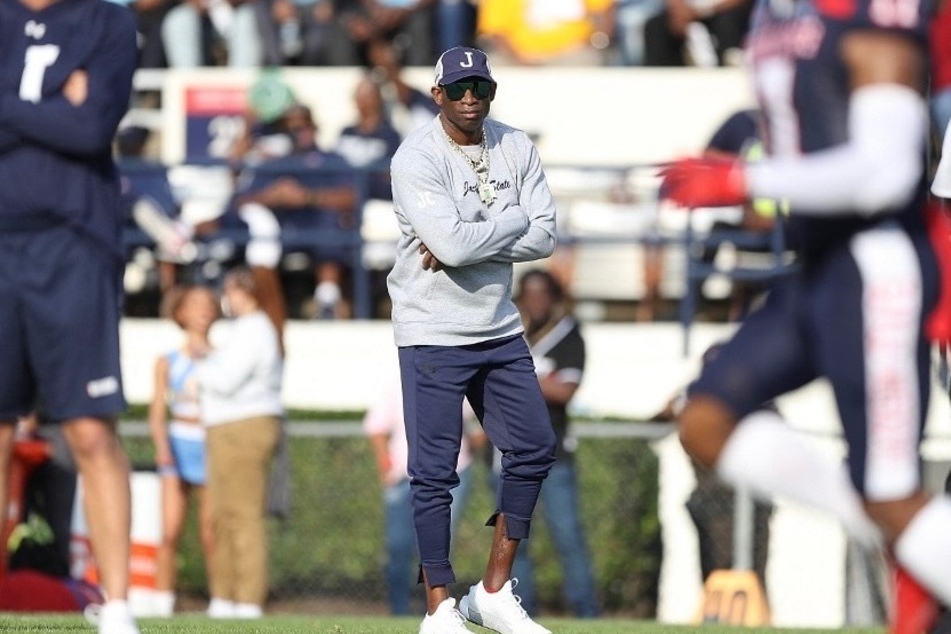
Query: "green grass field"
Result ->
[[0, 614, 886, 634]]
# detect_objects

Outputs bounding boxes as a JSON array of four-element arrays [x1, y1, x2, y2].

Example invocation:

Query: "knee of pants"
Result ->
[[504, 435, 556, 481], [411, 472, 460, 501]]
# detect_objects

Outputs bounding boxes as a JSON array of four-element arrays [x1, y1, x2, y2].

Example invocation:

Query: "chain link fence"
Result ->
[[11, 417, 915, 623], [120, 420, 664, 617]]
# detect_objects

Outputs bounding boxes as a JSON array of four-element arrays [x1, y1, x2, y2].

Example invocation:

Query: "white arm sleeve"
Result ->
[[932, 120, 951, 199], [747, 84, 927, 217]]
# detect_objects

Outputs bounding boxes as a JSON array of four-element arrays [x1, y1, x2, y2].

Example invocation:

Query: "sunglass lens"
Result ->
[[444, 81, 493, 100], [444, 83, 466, 100]]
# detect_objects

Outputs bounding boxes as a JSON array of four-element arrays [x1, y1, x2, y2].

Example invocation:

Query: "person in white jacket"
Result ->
[[194, 266, 284, 620]]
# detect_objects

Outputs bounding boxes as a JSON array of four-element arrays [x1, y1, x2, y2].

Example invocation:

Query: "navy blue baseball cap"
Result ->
[[434, 46, 495, 85]]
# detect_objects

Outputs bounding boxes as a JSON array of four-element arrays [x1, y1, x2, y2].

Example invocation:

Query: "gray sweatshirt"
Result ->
[[387, 116, 557, 347]]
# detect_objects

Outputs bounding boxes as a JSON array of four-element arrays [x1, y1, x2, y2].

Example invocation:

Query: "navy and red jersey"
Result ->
[[745, 0, 932, 258], [0, 0, 137, 256]]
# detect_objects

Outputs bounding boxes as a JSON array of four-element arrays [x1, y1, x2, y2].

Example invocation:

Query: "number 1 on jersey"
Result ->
[[19, 44, 60, 103]]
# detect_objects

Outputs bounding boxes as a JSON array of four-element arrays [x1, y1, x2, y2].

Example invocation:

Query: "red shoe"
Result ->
[[892, 566, 939, 634]]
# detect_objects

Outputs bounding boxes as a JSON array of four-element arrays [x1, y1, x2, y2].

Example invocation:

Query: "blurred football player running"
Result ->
[[660, 0, 951, 631]]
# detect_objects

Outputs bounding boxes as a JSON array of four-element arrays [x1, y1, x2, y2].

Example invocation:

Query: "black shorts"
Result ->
[[0, 224, 126, 422]]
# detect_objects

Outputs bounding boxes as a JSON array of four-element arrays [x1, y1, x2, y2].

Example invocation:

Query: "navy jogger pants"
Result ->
[[398, 334, 556, 586]]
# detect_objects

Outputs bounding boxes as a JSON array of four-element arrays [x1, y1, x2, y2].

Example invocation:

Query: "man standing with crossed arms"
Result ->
[[388, 46, 557, 634]]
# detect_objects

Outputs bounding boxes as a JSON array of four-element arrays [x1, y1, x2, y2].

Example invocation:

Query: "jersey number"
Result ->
[[19, 44, 61, 103]]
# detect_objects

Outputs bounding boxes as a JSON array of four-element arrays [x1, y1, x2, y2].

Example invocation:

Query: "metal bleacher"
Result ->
[[544, 165, 684, 305], [678, 207, 795, 354], [122, 159, 794, 331], [542, 164, 794, 351], [120, 159, 389, 319]]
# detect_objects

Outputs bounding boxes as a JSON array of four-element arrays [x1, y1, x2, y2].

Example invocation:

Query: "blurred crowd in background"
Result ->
[[108, 0, 756, 71], [109, 0, 767, 323], [110, 0, 951, 324]]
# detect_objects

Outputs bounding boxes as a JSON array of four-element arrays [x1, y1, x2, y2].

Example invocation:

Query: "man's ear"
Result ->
[[431, 86, 443, 105]]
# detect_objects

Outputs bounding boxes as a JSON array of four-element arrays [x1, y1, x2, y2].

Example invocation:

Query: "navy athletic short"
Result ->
[[690, 222, 940, 501], [0, 224, 126, 422]]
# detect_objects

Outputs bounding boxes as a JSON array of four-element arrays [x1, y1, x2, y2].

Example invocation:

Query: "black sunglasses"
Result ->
[[441, 80, 495, 101]]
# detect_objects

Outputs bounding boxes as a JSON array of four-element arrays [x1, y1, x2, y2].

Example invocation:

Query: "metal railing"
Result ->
[[121, 160, 794, 334], [120, 159, 390, 319]]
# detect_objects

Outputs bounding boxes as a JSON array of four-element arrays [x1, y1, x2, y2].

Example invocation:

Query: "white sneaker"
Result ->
[[419, 597, 474, 634], [459, 580, 551, 634], [207, 597, 236, 619], [95, 600, 141, 634], [151, 590, 175, 617], [233, 602, 264, 619]]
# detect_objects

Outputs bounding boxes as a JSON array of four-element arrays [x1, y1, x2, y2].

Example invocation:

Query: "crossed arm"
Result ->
[[0, 19, 137, 157], [393, 144, 556, 271]]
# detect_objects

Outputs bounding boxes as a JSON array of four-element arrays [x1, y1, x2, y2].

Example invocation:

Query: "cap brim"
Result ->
[[438, 69, 495, 85]]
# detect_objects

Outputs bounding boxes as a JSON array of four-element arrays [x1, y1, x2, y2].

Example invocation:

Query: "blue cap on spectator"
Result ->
[[434, 47, 495, 85]]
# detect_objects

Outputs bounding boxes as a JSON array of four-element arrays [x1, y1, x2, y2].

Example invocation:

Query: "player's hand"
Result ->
[[419, 243, 443, 271], [660, 157, 748, 208], [63, 70, 88, 106]]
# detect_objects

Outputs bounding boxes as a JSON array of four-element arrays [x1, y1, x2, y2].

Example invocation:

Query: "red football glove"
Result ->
[[660, 157, 748, 208]]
